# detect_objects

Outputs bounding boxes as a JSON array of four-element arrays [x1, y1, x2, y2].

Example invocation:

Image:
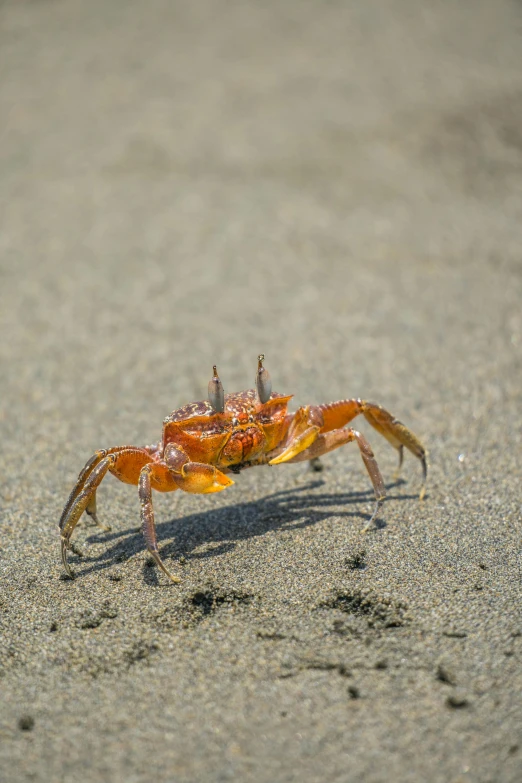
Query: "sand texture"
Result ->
[[0, 1, 521, 781]]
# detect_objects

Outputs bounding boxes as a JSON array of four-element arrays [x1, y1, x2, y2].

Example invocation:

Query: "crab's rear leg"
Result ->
[[59, 445, 153, 533], [59, 450, 107, 534], [281, 427, 386, 530], [59, 447, 153, 578], [319, 399, 427, 498]]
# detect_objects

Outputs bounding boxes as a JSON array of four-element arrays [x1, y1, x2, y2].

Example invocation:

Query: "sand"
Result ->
[[0, 1, 521, 781]]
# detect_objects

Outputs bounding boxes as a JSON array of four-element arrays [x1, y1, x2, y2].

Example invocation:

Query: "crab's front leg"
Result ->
[[138, 444, 234, 582], [138, 464, 182, 583]]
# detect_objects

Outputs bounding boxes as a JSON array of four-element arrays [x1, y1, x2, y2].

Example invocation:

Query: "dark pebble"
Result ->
[[345, 551, 367, 570], [437, 662, 457, 686], [446, 690, 469, 708], [443, 630, 468, 638], [71, 542, 84, 558], [18, 715, 35, 731]]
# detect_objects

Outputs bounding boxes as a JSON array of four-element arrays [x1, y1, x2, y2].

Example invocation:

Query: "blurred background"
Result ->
[[1, 0, 520, 440], [0, 2, 521, 780]]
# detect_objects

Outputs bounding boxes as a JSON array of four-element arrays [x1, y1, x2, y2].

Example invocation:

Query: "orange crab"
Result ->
[[59, 356, 427, 582]]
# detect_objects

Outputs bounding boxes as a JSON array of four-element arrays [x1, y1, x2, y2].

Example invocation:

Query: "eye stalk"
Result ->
[[255, 354, 272, 404], [208, 365, 225, 413]]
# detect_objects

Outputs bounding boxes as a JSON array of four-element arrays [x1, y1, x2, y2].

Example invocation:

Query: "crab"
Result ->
[[59, 356, 427, 582]]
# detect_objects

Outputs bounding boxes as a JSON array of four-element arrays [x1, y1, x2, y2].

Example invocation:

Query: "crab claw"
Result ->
[[175, 463, 234, 494], [200, 472, 235, 494], [269, 426, 320, 465]]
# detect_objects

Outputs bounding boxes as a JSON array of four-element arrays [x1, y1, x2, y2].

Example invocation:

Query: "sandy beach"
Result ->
[[0, 1, 521, 781]]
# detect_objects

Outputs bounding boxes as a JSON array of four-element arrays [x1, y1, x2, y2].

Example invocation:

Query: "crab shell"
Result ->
[[162, 389, 293, 470]]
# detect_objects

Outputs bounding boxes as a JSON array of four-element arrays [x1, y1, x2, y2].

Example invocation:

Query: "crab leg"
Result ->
[[58, 445, 146, 533], [273, 427, 386, 530], [318, 399, 427, 498], [60, 454, 116, 577], [139, 448, 234, 582], [138, 464, 181, 583], [59, 447, 153, 577], [58, 450, 107, 533]]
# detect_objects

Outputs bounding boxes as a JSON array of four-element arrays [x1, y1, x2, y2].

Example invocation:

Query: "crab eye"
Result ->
[[255, 354, 272, 404], [208, 365, 225, 413]]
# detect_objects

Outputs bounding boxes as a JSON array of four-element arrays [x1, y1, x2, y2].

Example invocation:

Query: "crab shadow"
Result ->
[[71, 476, 419, 580]]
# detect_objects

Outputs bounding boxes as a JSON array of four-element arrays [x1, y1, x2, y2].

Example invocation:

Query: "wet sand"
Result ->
[[0, 1, 521, 781]]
